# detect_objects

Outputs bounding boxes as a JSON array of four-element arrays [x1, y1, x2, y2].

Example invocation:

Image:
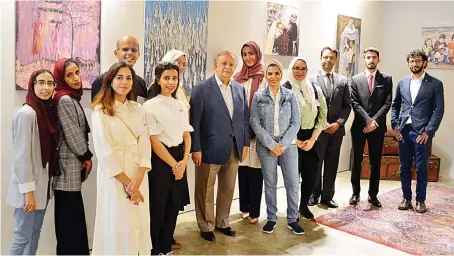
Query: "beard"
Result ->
[[366, 63, 376, 69], [410, 65, 424, 74]]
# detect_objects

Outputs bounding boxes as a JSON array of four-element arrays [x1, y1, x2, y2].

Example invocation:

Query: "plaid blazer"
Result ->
[[53, 95, 90, 191]]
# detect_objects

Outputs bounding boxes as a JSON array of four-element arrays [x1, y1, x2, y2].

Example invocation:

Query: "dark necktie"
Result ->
[[326, 73, 333, 97]]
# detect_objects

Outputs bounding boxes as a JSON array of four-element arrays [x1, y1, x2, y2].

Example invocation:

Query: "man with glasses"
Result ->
[[306, 47, 351, 218], [391, 49, 444, 213], [190, 50, 249, 242], [349, 47, 393, 207], [91, 36, 148, 103]]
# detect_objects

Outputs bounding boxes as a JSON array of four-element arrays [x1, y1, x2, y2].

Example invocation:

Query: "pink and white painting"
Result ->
[[15, 0, 101, 90]]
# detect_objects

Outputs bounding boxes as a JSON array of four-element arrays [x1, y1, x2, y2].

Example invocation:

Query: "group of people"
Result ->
[[7, 34, 444, 255]]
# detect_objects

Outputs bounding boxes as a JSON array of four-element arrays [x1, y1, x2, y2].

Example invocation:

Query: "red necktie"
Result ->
[[368, 74, 373, 94]]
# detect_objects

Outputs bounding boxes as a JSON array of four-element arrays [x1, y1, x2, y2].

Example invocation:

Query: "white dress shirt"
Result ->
[[215, 74, 234, 118], [272, 87, 281, 137], [143, 95, 193, 147], [407, 72, 425, 124]]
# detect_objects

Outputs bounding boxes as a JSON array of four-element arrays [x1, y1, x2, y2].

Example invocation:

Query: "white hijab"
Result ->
[[161, 49, 186, 63], [287, 57, 317, 111]]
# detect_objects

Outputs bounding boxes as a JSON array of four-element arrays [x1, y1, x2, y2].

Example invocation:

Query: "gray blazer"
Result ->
[[309, 71, 351, 136], [6, 105, 51, 210], [53, 95, 91, 191]]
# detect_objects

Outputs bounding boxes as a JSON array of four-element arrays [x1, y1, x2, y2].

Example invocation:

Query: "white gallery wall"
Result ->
[[1, 1, 452, 254]]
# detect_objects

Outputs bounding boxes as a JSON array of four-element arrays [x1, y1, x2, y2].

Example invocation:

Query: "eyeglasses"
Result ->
[[118, 47, 139, 53], [34, 80, 55, 87], [175, 59, 187, 67], [292, 67, 307, 71], [408, 59, 423, 64]]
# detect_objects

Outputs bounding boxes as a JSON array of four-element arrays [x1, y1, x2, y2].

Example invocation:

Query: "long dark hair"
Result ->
[[147, 61, 180, 100], [92, 62, 136, 116]]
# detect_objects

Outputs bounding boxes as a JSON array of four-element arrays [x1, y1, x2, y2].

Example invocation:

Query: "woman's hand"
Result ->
[[24, 192, 36, 213], [173, 155, 189, 180], [127, 173, 144, 194]]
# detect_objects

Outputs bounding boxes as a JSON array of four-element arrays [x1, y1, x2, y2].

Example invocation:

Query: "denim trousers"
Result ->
[[9, 207, 47, 255], [256, 142, 299, 223]]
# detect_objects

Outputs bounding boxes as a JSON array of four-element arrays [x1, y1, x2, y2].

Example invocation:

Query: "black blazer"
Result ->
[[309, 71, 351, 136], [350, 70, 393, 133]]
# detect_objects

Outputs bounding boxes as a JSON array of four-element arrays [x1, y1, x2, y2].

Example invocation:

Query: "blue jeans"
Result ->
[[9, 207, 47, 255], [257, 142, 299, 223], [398, 125, 432, 202]]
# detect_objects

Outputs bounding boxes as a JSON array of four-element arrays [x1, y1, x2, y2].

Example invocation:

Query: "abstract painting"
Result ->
[[265, 2, 300, 56], [335, 15, 361, 81], [15, 0, 101, 90], [422, 26, 454, 69], [144, 1, 209, 88]]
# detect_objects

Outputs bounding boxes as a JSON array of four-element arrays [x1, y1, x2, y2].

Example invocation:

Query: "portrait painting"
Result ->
[[336, 15, 361, 81], [265, 2, 300, 56]]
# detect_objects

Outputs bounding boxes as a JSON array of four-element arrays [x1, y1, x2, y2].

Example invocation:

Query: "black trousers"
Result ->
[[238, 166, 263, 218], [149, 143, 186, 255], [54, 190, 89, 255], [351, 127, 385, 198], [312, 131, 344, 202], [297, 129, 321, 207]]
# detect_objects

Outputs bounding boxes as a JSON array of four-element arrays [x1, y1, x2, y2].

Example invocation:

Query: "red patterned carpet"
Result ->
[[314, 183, 454, 255]]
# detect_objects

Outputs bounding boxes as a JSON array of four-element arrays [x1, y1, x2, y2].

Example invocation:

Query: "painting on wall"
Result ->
[[335, 15, 361, 81], [265, 2, 300, 56], [422, 26, 454, 69], [144, 1, 209, 89], [15, 0, 101, 90]]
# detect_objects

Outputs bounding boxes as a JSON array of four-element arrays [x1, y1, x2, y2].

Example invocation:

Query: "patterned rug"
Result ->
[[314, 183, 454, 255]]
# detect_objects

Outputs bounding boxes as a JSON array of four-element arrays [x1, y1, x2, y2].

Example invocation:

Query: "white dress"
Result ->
[[239, 78, 266, 169], [91, 100, 152, 255]]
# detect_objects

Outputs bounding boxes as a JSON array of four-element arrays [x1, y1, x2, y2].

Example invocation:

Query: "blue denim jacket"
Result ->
[[250, 85, 301, 151]]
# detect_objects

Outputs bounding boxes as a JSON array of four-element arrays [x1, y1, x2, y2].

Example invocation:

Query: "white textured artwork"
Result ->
[[144, 1, 209, 89]]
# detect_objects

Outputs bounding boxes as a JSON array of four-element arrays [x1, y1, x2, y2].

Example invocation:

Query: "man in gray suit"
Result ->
[[306, 47, 351, 218]]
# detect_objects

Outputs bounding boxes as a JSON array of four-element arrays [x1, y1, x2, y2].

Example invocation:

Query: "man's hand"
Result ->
[[324, 122, 341, 134], [192, 152, 202, 166], [394, 128, 403, 141], [241, 146, 249, 162], [416, 132, 430, 144], [363, 120, 379, 133]]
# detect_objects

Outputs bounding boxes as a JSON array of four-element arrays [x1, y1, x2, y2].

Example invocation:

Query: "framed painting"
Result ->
[[422, 26, 454, 69], [265, 2, 300, 56], [335, 15, 361, 81]]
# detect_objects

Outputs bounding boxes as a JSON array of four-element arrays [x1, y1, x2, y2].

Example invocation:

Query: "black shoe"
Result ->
[[215, 226, 236, 236], [262, 221, 276, 233], [299, 206, 314, 219], [287, 221, 305, 235], [368, 197, 382, 207], [320, 200, 338, 208], [349, 194, 360, 205], [415, 201, 427, 213], [308, 196, 319, 206], [398, 199, 413, 210], [200, 231, 216, 241]]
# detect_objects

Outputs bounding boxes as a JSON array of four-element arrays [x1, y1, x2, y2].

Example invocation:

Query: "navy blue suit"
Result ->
[[190, 75, 250, 232], [391, 72, 444, 202]]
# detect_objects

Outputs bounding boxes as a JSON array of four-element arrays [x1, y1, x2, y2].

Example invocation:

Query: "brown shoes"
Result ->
[[415, 201, 427, 213], [398, 199, 413, 210]]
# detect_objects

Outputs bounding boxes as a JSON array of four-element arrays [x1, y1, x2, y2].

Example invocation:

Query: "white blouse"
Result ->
[[143, 95, 193, 147]]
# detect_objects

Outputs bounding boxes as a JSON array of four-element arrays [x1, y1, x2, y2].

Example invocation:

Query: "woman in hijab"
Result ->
[[53, 58, 92, 255], [7, 69, 59, 255], [250, 59, 304, 235], [283, 57, 327, 220], [233, 41, 265, 224], [160, 49, 191, 110]]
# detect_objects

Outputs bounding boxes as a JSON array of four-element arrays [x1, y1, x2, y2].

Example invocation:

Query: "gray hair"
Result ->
[[214, 50, 237, 65]]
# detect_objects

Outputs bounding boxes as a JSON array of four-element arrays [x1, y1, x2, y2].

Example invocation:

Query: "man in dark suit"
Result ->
[[306, 47, 351, 217], [391, 49, 444, 213], [350, 47, 393, 207], [190, 51, 250, 241], [91, 36, 149, 102]]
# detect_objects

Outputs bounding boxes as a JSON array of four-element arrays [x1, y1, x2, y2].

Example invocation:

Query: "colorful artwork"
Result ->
[[336, 15, 361, 81], [15, 1, 101, 90], [144, 1, 209, 88], [422, 26, 454, 69], [265, 2, 300, 56]]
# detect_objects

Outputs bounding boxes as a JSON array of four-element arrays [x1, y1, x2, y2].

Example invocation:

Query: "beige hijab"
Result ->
[[287, 57, 317, 111]]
